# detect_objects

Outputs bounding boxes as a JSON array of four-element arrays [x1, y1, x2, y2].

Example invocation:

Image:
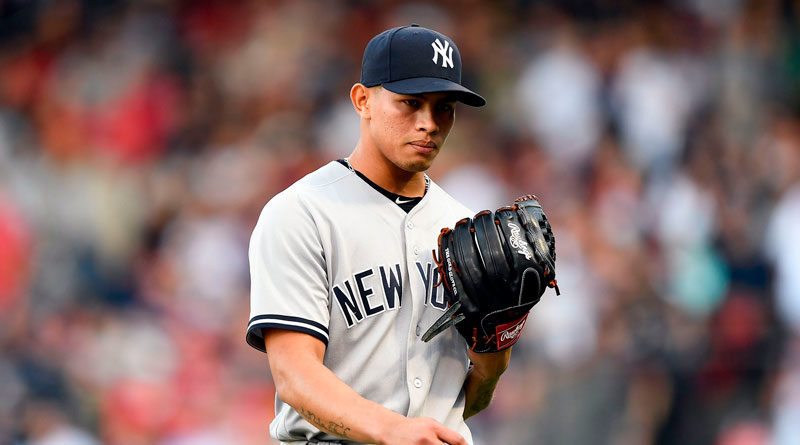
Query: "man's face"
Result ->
[[365, 87, 457, 173]]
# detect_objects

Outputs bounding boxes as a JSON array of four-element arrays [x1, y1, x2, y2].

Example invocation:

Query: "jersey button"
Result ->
[[415, 325, 421, 336], [406, 221, 414, 229], [413, 378, 422, 388], [413, 246, 420, 255]]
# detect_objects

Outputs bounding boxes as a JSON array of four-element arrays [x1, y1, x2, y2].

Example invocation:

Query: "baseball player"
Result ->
[[246, 25, 510, 445]]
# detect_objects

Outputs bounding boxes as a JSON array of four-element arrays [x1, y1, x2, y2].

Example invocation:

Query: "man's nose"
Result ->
[[415, 106, 438, 134]]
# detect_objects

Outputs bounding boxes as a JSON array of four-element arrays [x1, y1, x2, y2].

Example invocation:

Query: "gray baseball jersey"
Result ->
[[246, 160, 474, 444]]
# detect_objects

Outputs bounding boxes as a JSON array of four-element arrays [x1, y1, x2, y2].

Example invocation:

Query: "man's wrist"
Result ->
[[373, 410, 409, 445], [468, 348, 512, 379]]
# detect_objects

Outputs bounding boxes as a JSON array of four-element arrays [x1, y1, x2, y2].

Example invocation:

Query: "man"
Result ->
[[246, 24, 510, 445]]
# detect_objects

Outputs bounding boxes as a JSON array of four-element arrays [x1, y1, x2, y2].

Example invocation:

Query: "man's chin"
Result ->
[[403, 149, 440, 172], [402, 159, 434, 173]]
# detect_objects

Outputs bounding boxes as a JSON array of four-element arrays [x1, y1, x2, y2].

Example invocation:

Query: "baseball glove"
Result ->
[[422, 195, 559, 353]]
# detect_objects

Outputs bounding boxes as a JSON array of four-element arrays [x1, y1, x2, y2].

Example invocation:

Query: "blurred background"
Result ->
[[1, 0, 800, 444]]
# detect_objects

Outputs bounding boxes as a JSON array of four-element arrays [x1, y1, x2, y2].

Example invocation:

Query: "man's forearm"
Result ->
[[462, 348, 512, 418], [264, 330, 467, 445], [281, 361, 402, 442], [267, 335, 402, 443]]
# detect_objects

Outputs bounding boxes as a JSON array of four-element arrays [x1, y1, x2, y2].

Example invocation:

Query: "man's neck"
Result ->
[[347, 150, 427, 197]]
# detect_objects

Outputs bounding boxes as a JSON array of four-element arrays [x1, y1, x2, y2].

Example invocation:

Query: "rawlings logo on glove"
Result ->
[[497, 315, 528, 349], [507, 222, 532, 260], [422, 195, 560, 353]]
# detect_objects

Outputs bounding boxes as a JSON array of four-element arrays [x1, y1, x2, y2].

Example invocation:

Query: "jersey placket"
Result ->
[[402, 199, 434, 416]]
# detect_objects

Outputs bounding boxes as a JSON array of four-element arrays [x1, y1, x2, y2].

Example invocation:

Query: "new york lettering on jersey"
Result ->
[[332, 261, 447, 328]]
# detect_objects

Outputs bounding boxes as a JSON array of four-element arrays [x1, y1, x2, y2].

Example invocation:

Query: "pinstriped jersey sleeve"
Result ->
[[246, 187, 330, 352]]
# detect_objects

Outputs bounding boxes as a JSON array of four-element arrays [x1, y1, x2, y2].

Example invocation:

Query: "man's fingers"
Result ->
[[436, 425, 467, 445]]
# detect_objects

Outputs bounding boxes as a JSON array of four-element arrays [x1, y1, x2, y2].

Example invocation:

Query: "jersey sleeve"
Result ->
[[246, 188, 330, 352]]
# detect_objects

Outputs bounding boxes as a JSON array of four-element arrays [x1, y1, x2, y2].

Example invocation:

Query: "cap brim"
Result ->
[[382, 77, 486, 107]]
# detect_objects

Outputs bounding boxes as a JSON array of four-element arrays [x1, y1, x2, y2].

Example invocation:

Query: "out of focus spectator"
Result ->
[[515, 22, 602, 166], [20, 398, 99, 445]]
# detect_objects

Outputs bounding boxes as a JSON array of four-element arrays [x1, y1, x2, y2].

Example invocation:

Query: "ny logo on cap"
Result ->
[[431, 38, 454, 68]]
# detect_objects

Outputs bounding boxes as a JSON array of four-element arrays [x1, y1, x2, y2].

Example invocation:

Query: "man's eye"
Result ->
[[404, 99, 420, 107], [438, 103, 454, 113]]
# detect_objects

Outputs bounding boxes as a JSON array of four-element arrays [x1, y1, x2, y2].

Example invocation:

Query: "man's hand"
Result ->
[[423, 195, 559, 352], [378, 416, 467, 445]]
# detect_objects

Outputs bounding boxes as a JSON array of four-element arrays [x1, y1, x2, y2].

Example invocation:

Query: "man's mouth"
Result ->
[[409, 140, 437, 153]]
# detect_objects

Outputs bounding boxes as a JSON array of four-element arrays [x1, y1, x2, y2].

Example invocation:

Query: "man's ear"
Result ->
[[350, 83, 371, 119]]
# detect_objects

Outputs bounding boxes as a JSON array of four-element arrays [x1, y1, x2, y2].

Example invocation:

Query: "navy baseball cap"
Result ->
[[360, 24, 486, 107]]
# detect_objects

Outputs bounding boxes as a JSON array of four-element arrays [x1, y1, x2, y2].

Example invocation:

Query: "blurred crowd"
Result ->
[[1, 0, 800, 444]]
